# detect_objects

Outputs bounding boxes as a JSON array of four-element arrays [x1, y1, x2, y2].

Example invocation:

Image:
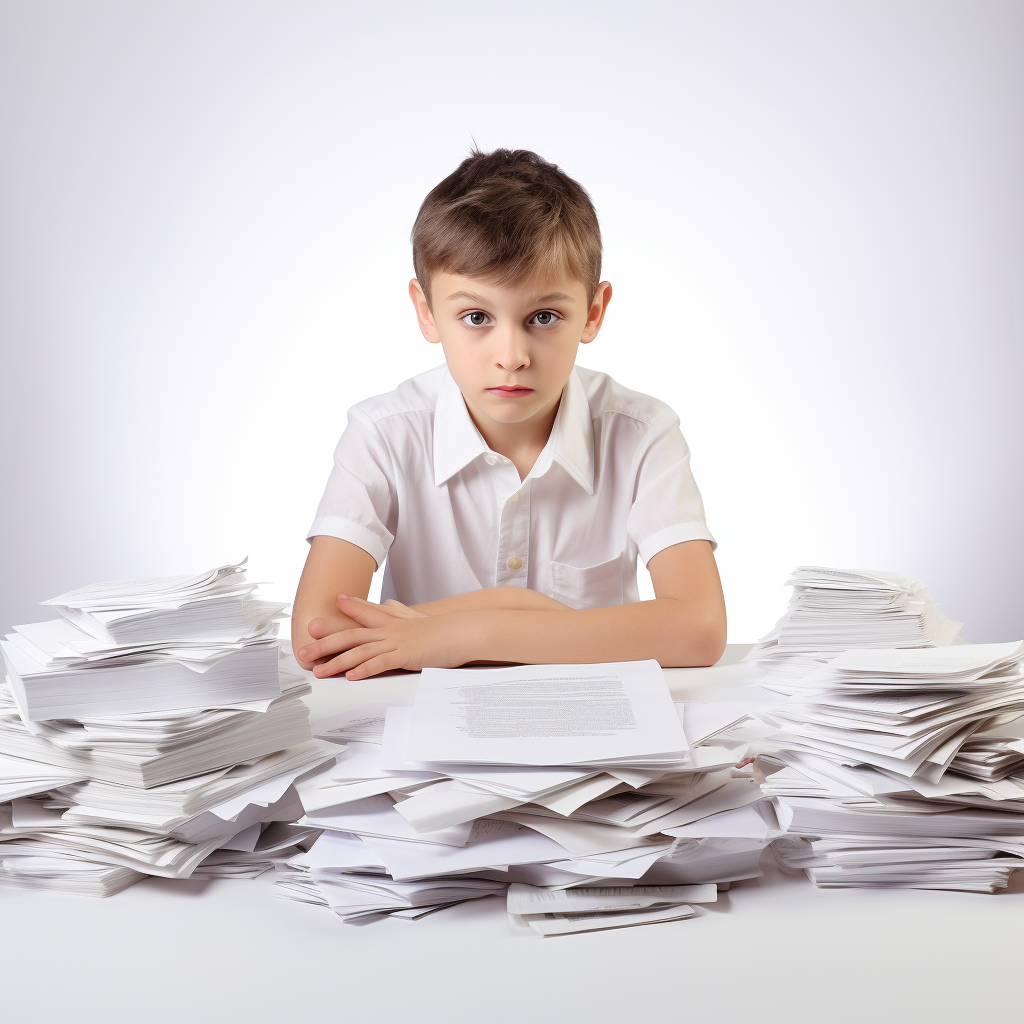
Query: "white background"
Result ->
[[1, 0, 1021, 641]]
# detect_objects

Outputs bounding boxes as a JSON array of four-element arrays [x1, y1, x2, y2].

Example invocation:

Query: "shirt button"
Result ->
[[484, 455, 498, 465], [509, 491, 521, 503], [507, 554, 523, 571]]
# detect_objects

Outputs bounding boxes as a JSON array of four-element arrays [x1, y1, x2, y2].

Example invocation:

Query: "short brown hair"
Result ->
[[412, 149, 602, 305]]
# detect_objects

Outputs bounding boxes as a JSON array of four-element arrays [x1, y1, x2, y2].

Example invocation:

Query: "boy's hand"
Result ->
[[306, 596, 428, 647], [298, 596, 478, 680]]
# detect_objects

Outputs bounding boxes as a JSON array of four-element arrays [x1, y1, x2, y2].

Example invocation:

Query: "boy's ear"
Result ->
[[409, 278, 441, 344], [579, 281, 613, 345]]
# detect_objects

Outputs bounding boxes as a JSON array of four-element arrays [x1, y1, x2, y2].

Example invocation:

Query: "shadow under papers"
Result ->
[[138, 876, 213, 897], [696, 890, 732, 916], [993, 870, 1024, 896]]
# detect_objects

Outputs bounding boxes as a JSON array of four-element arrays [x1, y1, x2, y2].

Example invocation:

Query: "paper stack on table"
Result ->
[[758, 641, 1024, 892], [276, 660, 778, 931], [3, 559, 284, 720], [0, 561, 337, 896], [41, 559, 268, 644], [746, 566, 962, 692]]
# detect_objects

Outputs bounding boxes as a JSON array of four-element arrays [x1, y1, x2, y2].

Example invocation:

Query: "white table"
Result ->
[[5, 647, 1021, 1023]]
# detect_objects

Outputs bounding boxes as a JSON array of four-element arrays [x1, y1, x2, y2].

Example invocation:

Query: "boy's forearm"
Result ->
[[465, 599, 726, 668], [291, 537, 377, 669]]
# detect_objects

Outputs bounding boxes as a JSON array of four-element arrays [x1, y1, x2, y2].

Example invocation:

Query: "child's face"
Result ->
[[409, 271, 611, 433]]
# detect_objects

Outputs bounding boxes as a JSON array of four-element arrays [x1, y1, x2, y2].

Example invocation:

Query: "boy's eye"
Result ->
[[461, 311, 490, 327], [530, 310, 561, 326]]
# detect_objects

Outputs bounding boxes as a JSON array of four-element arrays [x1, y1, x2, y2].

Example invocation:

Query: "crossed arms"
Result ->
[[291, 535, 727, 680]]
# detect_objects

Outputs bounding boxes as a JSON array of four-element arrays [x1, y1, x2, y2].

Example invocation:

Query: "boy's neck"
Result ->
[[463, 391, 562, 482]]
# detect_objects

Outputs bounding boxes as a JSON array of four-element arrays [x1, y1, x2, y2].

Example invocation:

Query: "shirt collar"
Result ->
[[432, 367, 595, 494], [432, 369, 489, 486]]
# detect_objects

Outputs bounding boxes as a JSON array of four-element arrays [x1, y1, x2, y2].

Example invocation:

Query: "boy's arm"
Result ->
[[298, 540, 726, 678], [478, 539, 726, 665], [291, 536, 377, 670], [304, 585, 569, 649]]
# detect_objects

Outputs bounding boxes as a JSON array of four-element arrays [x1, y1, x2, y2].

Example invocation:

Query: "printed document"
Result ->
[[406, 660, 686, 766]]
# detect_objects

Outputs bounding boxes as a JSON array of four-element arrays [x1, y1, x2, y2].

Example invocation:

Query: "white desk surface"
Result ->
[[5, 646, 1021, 1024]]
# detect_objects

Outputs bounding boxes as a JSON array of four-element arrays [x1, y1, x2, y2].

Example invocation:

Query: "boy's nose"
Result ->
[[495, 326, 530, 372]]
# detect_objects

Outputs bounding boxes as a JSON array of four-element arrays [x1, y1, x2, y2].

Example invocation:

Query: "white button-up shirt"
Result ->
[[308, 365, 716, 609]]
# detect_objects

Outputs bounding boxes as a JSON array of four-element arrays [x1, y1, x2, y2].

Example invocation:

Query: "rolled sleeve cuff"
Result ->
[[637, 522, 717, 565], [306, 516, 391, 569]]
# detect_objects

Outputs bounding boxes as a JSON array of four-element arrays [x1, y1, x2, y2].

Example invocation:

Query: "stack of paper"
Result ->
[[0, 670, 313, 788], [746, 566, 962, 692], [949, 736, 1024, 781], [3, 560, 285, 721], [759, 641, 1024, 891], [41, 558, 272, 644], [276, 661, 778, 929], [0, 562, 337, 896]]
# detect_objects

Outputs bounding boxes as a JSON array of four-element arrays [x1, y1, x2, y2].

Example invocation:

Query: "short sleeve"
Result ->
[[306, 407, 397, 568], [626, 410, 717, 565]]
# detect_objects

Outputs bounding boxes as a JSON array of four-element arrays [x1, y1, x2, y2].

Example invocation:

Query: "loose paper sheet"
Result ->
[[407, 661, 686, 766]]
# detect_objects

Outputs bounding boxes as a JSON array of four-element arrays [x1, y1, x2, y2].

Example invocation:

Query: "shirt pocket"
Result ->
[[549, 553, 624, 610]]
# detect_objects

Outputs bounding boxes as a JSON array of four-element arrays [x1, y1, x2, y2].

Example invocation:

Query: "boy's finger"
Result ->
[[336, 596, 398, 628], [299, 628, 382, 662], [346, 650, 404, 680], [301, 630, 377, 661], [312, 641, 395, 678]]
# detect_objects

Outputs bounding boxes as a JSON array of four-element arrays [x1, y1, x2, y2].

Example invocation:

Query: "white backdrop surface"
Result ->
[[4, 652, 1024, 1024], [1, 0, 1021, 640]]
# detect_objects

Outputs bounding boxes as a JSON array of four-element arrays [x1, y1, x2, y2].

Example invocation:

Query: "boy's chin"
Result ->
[[479, 401, 547, 425]]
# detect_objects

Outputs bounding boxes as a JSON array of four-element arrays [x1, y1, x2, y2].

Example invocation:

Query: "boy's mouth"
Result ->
[[488, 385, 534, 397]]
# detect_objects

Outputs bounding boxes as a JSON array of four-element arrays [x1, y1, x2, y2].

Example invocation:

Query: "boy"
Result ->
[[293, 149, 726, 680]]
